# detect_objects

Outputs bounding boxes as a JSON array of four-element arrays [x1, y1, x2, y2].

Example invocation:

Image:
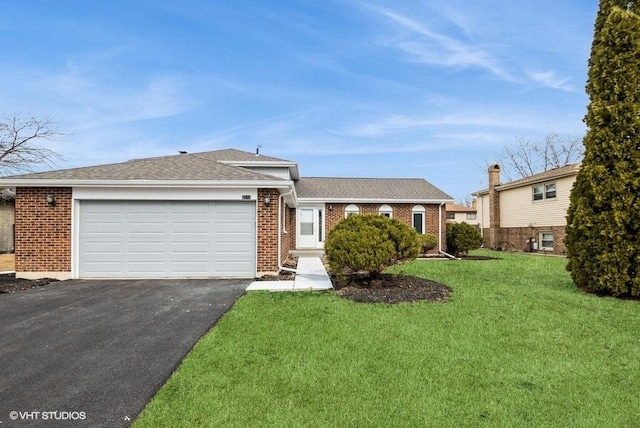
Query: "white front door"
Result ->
[[297, 206, 324, 249]]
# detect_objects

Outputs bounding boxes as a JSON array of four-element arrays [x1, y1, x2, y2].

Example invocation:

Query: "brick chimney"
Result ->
[[488, 164, 501, 249]]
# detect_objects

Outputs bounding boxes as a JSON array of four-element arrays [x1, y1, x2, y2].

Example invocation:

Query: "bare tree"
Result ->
[[499, 133, 583, 180], [0, 114, 64, 175]]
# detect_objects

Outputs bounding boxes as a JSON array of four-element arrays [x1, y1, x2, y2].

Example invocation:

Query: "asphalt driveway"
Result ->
[[0, 279, 248, 427]]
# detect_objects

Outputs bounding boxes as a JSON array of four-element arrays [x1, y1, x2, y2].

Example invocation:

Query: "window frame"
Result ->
[[344, 204, 360, 218], [466, 212, 477, 220], [412, 205, 426, 234], [378, 204, 393, 218], [532, 181, 557, 201], [540, 231, 554, 251]]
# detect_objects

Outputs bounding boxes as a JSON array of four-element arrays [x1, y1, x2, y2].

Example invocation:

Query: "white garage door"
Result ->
[[79, 201, 256, 278]]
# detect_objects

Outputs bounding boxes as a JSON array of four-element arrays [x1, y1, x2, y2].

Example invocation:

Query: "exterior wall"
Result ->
[[477, 194, 490, 231], [499, 175, 575, 228], [477, 173, 575, 255], [257, 188, 280, 275], [322, 203, 446, 253], [15, 187, 72, 277], [447, 211, 479, 226], [280, 206, 295, 264], [0, 200, 15, 253], [496, 225, 567, 255]]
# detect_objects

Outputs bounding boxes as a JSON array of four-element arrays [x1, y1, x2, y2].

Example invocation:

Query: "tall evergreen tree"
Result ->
[[565, 1, 640, 296]]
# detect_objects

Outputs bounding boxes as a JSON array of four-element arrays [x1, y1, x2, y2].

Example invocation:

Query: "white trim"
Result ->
[[379, 204, 393, 218], [73, 187, 258, 201], [0, 179, 294, 188], [412, 205, 426, 234], [344, 204, 360, 218]]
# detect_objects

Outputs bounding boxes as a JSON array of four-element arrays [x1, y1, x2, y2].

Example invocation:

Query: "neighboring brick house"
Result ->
[[445, 203, 478, 227], [0, 149, 453, 279], [474, 163, 580, 255]]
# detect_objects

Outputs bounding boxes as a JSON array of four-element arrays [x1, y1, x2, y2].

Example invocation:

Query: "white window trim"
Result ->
[[345, 204, 359, 218], [532, 182, 557, 202], [539, 231, 554, 251], [379, 204, 393, 218], [412, 205, 426, 235]]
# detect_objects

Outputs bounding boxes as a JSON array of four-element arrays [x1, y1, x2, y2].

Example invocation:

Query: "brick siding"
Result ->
[[483, 225, 567, 255], [15, 187, 72, 273], [257, 188, 281, 274], [323, 203, 446, 253]]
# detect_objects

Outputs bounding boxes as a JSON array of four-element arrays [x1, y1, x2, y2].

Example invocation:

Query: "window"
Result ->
[[379, 204, 393, 218], [532, 185, 544, 201], [533, 182, 557, 201], [446, 212, 455, 220], [345, 204, 359, 218], [540, 232, 554, 250], [545, 183, 556, 199], [466, 213, 477, 220], [412, 205, 425, 234]]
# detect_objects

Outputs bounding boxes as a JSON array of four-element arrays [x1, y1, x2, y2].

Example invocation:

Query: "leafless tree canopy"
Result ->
[[499, 133, 583, 180], [0, 115, 63, 175]]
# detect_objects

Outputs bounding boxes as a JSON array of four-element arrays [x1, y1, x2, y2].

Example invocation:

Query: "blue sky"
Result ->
[[1, 0, 597, 202]]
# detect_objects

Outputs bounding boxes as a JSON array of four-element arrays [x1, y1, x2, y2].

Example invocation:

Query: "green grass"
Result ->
[[134, 250, 640, 427]]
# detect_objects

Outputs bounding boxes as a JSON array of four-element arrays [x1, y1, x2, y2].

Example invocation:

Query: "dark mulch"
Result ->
[[0, 274, 58, 294], [332, 273, 452, 304]]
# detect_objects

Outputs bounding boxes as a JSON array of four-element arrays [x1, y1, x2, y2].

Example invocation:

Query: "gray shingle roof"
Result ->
[[296, 177, 453, 202], [2, 149, 289, 181], [474, 163, 581, 195]]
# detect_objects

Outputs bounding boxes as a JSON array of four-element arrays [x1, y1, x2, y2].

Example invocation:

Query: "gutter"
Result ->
[[278, 188, 297, 273], [438, 201, 459, 260]]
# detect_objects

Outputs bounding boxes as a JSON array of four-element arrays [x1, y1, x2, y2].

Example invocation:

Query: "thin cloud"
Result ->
[[370, 6, 515, 81], [527, 70, 575, 92]]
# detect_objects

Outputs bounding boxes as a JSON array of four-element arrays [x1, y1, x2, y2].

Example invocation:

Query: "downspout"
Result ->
[[278, 188, 297, 273], [438, 201, 458, 260]]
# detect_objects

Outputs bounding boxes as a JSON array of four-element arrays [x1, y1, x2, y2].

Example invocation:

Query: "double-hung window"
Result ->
[[540, 232, 554, 250], [533, 182, 557, 201]]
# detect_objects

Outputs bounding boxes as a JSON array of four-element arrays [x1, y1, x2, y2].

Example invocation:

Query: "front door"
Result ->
[[297, 206, 324, 249]]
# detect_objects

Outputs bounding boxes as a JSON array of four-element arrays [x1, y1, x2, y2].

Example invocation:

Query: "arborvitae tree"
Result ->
[[565, 1, 640, 296]]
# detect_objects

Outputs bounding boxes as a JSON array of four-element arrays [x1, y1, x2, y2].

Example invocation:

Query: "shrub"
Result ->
[[446, 222, 483, 257], [419, 234, 438, 254], [325, 215, 420, 281]]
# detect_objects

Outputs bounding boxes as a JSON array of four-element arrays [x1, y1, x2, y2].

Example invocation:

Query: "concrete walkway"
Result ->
[[247, 257, 333, 291]]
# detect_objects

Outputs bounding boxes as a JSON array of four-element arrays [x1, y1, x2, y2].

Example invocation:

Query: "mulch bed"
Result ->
[[0, 274, 58, 294], [332, 273, 452, 304]]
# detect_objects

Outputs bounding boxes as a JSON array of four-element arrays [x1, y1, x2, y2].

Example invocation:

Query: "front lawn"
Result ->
[[134, 251, 640, 427]]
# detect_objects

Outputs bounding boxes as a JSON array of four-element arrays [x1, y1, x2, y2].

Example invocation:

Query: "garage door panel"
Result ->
[[79, 201, 255, 278], [171, 222, 210, 233], [129, 242, 167, 254], [171, 242, 210, 253]]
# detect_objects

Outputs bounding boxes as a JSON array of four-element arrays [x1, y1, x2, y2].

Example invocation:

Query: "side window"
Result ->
[[532, 185, 544, 201], [533, 182, 557, 201], [545, 183, 556, 199], [379, 204, 393, 218], [412, 205, 426, 234], [540, 232, 554, 250], [345, 204, 359, 218]]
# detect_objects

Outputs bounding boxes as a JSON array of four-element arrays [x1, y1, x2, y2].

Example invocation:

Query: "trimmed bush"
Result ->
[[419, 234, 438, 255], [325, 214, 420, 280], [446, 222, 483, 257]]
